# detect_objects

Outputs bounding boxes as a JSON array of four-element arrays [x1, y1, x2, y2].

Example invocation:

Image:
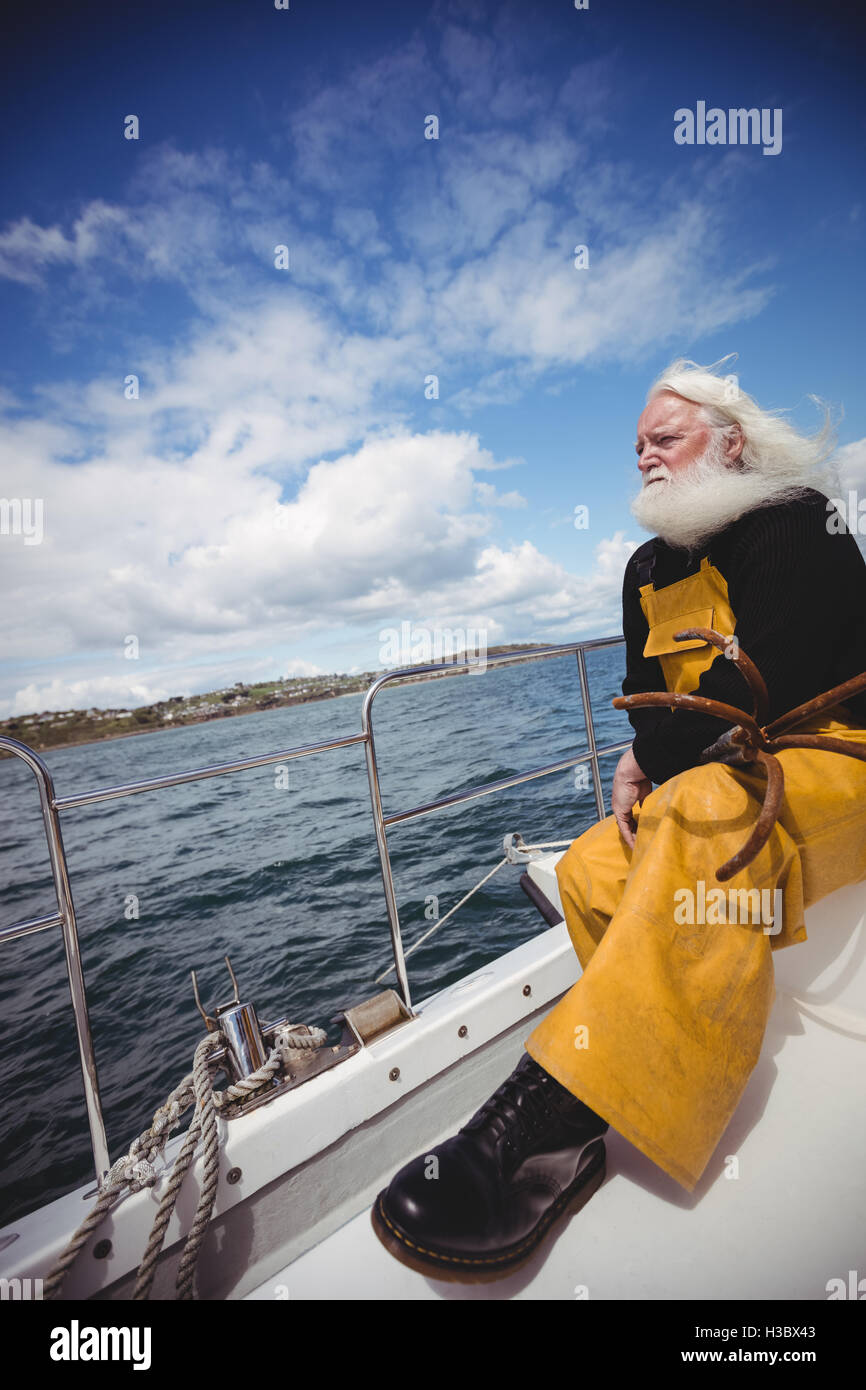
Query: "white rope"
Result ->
[[375, 838, 575, 983], [273, 1023, 328, 1056], [516, 840, 573, 851], [374, 836, 576, 983], [44, 1023, 324, 1301], [375, 857, 508, 982], [213, 1047, 283, 1107], [43, 1055, 207, 1300], [136, 1033, 226, 1300]]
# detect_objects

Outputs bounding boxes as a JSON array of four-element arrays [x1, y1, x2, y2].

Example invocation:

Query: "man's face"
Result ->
[[634, 393, 715, 486], [630, 390, 754, 550]]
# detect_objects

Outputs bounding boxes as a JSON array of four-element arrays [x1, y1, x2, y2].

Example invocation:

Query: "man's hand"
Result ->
[[612, 745, 652, 849]]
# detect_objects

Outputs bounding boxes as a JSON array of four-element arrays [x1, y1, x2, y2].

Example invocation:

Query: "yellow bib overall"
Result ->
[[639, 554, 736, 693], [525, 558, 866, 1191]]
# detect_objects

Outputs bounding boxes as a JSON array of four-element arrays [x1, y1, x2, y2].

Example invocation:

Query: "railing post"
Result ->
[[360, 692, 413, 1012], [0, 738, 110, 1183], [361, 639, 624, 1003], [576, 648, 607, 823]]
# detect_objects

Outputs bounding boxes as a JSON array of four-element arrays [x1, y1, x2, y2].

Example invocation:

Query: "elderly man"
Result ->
[[372, 360, 866, 1281]]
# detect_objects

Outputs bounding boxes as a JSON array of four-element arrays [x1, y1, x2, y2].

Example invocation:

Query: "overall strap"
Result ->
[[636, 541, 658, 589]]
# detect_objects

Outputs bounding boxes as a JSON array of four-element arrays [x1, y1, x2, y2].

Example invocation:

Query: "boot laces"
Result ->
[[463, 1066, 560, 1152]]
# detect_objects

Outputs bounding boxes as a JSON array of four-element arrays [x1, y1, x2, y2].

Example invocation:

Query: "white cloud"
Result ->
[[0, 27, 784, 719], [8, 675, 175, 718], [0, 204, 128, 284], [0, 64, 774, 383], [2, 656, 325, 719], [0, 408, 635, 714], [377, 530, 637, 648], [836, 437, 866, 490], [473, 480, 527, 508]]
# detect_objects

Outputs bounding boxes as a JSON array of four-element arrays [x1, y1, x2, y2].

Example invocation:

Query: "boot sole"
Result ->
[[370, 1141, 606, 1285]]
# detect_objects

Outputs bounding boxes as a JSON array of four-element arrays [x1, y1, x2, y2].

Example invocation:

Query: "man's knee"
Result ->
[[643, 759, 754, 832], [556, 814, 624, 883]]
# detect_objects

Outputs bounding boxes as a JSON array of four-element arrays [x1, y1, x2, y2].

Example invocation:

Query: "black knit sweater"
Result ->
[[622, 488, 866, 785]]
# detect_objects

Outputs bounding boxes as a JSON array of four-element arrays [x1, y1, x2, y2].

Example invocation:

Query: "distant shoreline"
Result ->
[[1, 683, 373, 758], [0, 645, 555, 758]]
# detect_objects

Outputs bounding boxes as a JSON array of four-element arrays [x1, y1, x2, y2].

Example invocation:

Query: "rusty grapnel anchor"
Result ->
[[612, 627, 866, 882]]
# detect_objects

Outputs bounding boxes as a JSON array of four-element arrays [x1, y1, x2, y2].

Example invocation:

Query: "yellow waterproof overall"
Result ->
[[525, 558, 866, 1190]]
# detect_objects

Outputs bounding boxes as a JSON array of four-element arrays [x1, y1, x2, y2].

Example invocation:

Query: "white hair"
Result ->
[[646, 354, 841, 502]]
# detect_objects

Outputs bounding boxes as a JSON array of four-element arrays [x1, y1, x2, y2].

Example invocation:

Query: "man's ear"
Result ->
[[724, 422, 745, 465]]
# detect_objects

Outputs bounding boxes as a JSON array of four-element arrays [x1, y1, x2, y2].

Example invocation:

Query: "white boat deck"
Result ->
[[3, 854, 863, 1302], [245, 861, 866, 1301]]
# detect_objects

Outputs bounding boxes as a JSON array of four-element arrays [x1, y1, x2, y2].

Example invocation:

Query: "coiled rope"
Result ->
[[44, 1022, 325, 1301]]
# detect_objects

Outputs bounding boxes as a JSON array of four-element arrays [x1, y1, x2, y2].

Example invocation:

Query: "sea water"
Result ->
[[0, 646, 629, 1224]]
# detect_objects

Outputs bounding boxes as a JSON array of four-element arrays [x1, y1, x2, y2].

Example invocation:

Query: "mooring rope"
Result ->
[[44, 1023, 322, 1301], [375, 838, 573, 982]]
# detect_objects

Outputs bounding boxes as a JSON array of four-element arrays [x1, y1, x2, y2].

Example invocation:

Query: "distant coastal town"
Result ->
[[0, 645, 542, 753]]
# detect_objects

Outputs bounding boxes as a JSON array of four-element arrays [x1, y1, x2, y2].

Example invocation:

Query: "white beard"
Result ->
[[629, 434, 788, 552]]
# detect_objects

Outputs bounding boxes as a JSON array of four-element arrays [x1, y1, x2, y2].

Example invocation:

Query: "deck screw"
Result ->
[[93, 1239, 112, 1259], [226, 1167, 242, 1185], [389, 1067, 400, 1081], [523, 985, 532, 996], [458, 1025, 468, 1038]]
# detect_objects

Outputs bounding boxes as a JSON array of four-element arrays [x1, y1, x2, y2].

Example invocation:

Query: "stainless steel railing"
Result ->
[[0, 635, 627, 1184], [361, 638, 629, 1005]]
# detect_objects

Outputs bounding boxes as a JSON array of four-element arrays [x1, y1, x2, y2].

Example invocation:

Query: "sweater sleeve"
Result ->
[[622, 496, 843, 785]]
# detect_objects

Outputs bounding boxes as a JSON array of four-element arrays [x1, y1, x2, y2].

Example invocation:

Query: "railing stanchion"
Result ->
[[576, 647, 607, 823], [0, 737, 110, 1184], [360, 709, 413, 1012]]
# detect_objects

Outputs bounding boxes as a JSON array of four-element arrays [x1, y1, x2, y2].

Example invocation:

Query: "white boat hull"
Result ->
[[2, 862, 864, 1301]]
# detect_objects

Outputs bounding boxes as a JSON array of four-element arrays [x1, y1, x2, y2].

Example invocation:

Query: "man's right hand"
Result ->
[[612, 745, 652, 849]]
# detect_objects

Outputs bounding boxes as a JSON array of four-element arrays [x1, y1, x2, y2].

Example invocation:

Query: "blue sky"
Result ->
[[1, 0, 864, 716]]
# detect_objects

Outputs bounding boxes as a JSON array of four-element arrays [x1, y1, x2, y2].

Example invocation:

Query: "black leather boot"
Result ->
[[371, 1052, 608, 1281]]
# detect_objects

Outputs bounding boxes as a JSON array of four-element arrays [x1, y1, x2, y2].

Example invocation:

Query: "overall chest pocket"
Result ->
[[642, 607, 715, 660]]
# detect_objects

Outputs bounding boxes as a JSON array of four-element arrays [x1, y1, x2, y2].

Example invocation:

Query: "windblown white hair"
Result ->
[[646, 355, 841, 502]]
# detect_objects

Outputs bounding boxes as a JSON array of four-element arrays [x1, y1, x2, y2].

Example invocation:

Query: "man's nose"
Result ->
[[638, 448, 660, 473]]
